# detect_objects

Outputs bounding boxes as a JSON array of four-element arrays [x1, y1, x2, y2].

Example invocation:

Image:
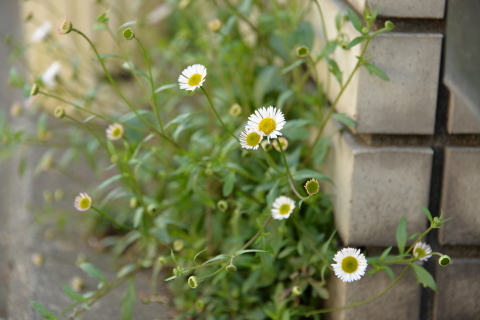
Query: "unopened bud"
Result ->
[[229, 103, 242, 117], [208, 19, 222, 32], [439, 255, 451, 267], [54, 106, 65, 119], [304, 178, 320, 196], [129, 197, 138, 208], [188, 276, 199, 289], [147, 204, 157, 214], [31, 253, 45, 266], [217, 200, 228, 213], [226, 264, 237, 272], [71, 276, 84, 292], [30, 83, 39, 96], [292, 285, 302, 296], [54, 188, 64, 201], [433, 217, 442, 228], [385, 21, 395, 31], [296, 45, 309, 58], [361, 27, 369, 34], [43, 189, 53, 203], [173, 266, 182, 276], [123, 28, 135, 40], [110, 155, 118, 163], [173, 239, 184, 252], [272, 137, 288, 152], [57, 17, 73, 35], [158, 256, 167, 266]]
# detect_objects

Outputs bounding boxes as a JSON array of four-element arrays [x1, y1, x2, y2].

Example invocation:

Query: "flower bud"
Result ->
[[173, 239, 184, 252], [229, 103, 242, 117], [433, 217, 442, 228], [304, 178, 320, 196], [208, 19, 222, 32], [30, 83, 39, 96], [439, 255, 451, 267], [129, 197, 138, 208], [54, 106, 65, 119], [272, 137, 288, 152], [195, 299, 205, 312], [147, 204, 157, 215], [71, 276, 84, 292], [57, 17, 73, 35], [226, 264, 237, 272], [292, 285, 302, 296], [110, 155, 118, 163], [296, 45, 309, 58], [31, 253, 45, 266], [188, 276, 199, 289], [217, 200, 228, 213], [361, 27, 369, 34], [54, 188, 64, 201], [260, 140, 272, 151], [158, 256, 167, 266], [173, 266, 182, 276], [123, 28, 135, 40], [385, 21, 395, 31]]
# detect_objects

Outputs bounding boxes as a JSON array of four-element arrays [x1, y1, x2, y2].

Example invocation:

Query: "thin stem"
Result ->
[[240, 216, 272, 251], [200, 87, 238, 141], [405, 226, 433, 255], [134, 37, 165, 133], [277, 138, 309, 200], [305, 264, 412, 316], [64, 115, 107, 150], [91, 206, 135, 231], [224, 0, 260, 34]]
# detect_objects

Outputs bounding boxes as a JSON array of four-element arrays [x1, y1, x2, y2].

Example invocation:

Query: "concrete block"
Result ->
[[346, 0, 446, 19], [326, 264, 421, 320], [308, 0, 442, 134], [322, 121, 432, 246], [434, 259, 480, 320], [446, 86, 480, 134], [439, 147, 480, 245]]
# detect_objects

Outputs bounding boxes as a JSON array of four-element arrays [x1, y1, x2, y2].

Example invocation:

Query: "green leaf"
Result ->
[[412, 264, 437, 292], [202, 254, 230, 265], [95, 174, 124, 191], [408, 232, 422, 240], [364, 63, 390, 81], [222, 171, 236, 197], [97, 12, 109, 23], [253, 66, 278, 107], [79, 262, 106, 283], [266, 180, 280, 206], [154, 83, 177, 93], [119, 110, 152, 123], [164, 275, 177, 282], [133, 207, 143, 228], [121, 280, 136, 320], [62, 284, 87, 302], [117, 20, 137, 32], [92, 53, 122, 61], [332, 113, 356, 127], [347, 7, 363, 33], [29, 301, 59, 320], [371, 7, 380, 20], [234, 249, 268, 256], [276, 89, 294, 110], [396, 217, 407, 254], [326, 58, 342, 85], [117, 263, 138, 278], [292, 169, 333, 184], [379, 246, 392, 264], [170, 249, 179, 266], [345, 36, 365, 49], [320, 230, 337, 257], [281, 59, 305, 74], [384, 266, 395, 279], [419, 206, 433, 223], [165, 112, 194, 129]]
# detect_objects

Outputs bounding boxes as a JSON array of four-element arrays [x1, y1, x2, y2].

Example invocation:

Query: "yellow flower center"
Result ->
[[188, 73, 203, 86], [341, 256, 358, 273], [258, 117, 276, 135], [305, 180, 320, 195], [279, 204, 291, 215], [112, 127, 122, 138], [415, 247, 426, 257], [79, 197, 91, 210], [246, 132, 261, 147]]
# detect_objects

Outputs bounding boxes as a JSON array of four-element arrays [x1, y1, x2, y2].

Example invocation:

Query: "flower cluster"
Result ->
[[240, 106, 286, 149]]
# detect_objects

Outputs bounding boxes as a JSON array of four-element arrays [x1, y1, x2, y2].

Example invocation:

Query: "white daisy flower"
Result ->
[[239, 127, 263, 150], [271, 196, 295, 220], [41, 61, 61, 89], [106, 123, 124, 141], [178, 64, 207, 91], [247, 106, 285, 142], [332, 248, 368, 282], [74, 193, 92, 211], [31, 21, 51, 43], [413, 242, 432, 262]]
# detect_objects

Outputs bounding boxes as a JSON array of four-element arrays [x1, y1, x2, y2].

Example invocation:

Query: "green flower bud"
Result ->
[[71, 276, 84, 292], [54, 106, 65, 119], [361, 27, 369, 34], [147, 204, 157, 214], [433, 217, 442, 228], [30, 83, 39, 96], [385, 21, 395, 31], [173, 239, 184, 252], [110, 155, 118, 163], [439, 255, 451, 267], [188, 276, 199, 289], [229, 103, 242, 117], [129, 197, 138, 208], [54, 188, 64, 201], [158, 256, 167, 266], [226, 264, 237, 272], [296, 45, 309, 58], [31, 253, 45, 266], [195, 299, 205, 312], [123, 28, 135, 40], [292, 285, 302, 296], [208, 19, 222, 32], [304, 178, 320, 196], [217, 200, 228, 213], [173, 266, 182, 276], [57, 17, 73, 35], [43, 190, 53, 203]]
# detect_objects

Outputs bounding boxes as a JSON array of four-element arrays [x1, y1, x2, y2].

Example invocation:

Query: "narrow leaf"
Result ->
[[29, 301, 59, 320], [170, 249, 179, 266], [345, 36, 365, 49], [412, 264, 437, 292], [364, 63, 390, 81], [419, 206, 433, 223], [347, 7, 363, 33], [117, 20, 137, 31], [92, 53, 122, 61], [384, 266, 395, 279], [121, 280, 136, 320], [222, 172, 236, 197], [379, 246, 392, 264], [326, 58, 342, 85], [202, 254, 230, 265], [332, 113, 356, 127], [154, 83, 177, 93], [62, 284, 87, 302], [292, 169, 333, 184], [79, 262, 106, 282], [396, 217, 407, 254], [281, 59, 305, 74], [234, 249, 268, 255]]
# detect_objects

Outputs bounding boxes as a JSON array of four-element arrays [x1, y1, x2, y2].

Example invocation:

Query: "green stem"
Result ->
[[276, 138, 309, 200], [92, 206, 134, 231], [64, 115, 107, 150], [224, 0, 260, 34], [405, 226, 433, 255], [305, 264, 412, 316], [240, 216, 272, 251], [134, 37, 165, 133], [200, 87, 238, 141]]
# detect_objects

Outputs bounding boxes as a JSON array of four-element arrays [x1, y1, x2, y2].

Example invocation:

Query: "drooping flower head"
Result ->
[[240, 127, 263, 150], [178, 64, 207, 91], [74, 193, 92, 211], [106, 123, 124, 141], [271, 196, 295, 220], [332, 248, 368, 282], [247, 106, 285, 142], [413, 242, 432, 262]]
